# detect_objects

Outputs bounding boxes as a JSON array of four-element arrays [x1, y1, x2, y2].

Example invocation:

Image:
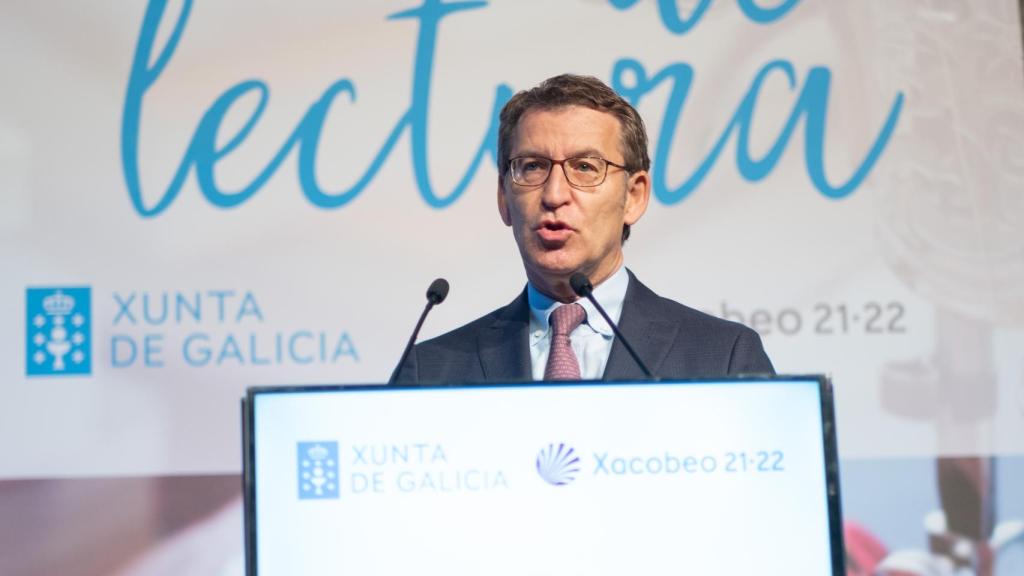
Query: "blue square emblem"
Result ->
[[26, 287, 91, 377], [298, 441, 339, 499]]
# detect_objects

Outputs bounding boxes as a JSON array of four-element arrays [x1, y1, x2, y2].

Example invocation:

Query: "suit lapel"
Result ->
[[478, 289, 532, 382], [474, 275, 676, 382], [602, 271, 678, 381]]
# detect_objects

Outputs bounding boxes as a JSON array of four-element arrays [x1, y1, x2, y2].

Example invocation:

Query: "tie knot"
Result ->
[[550, 303, 586, 337]]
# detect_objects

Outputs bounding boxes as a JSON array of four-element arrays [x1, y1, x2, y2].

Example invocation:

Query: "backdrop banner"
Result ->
[[2, 0, 1022, 574]]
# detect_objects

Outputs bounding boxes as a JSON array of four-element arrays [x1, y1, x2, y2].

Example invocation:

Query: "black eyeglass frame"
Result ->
[[506, 156, 632, 188]]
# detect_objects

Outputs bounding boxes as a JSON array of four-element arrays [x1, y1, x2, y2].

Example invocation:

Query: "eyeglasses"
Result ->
[[507, 156, 629, 188]]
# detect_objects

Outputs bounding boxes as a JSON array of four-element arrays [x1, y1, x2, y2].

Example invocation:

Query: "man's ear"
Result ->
[[497, 179, 512, 226], [623, 170, 650, 226]]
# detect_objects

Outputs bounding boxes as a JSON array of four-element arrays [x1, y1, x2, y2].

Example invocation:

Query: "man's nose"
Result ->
[[541, 162, 573, 208]]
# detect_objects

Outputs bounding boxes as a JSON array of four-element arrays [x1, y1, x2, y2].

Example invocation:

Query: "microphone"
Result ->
[[570, 272, 655, 380], [426, 278, 450, 305], [388, 278, 449, 384]]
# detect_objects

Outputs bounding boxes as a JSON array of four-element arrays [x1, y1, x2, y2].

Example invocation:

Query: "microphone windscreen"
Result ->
[[569, 273, 593, 297], [426, 278, 450, 304]]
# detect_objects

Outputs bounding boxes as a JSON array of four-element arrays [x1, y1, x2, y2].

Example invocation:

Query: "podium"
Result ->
[[243, 376, 844, 575]]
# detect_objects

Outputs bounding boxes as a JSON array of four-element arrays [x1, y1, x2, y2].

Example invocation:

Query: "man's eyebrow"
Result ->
[[511, 148, 545, 158], [569, 148, 607, 159], [511, 148, 608, 159]]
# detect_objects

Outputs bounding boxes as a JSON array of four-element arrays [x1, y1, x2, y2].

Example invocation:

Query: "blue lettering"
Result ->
[[216, 334, 244, 364], [608, 0, 800, 34], [175, 293, 200, 323], [143, 334, 164, 367], [121, 0, 194, 216], [208, 290, 234, 323], [388, 0, 505, 208], [431, 444, 448, 463], [290, 331, 314, 364], [737, 0, 801, 23], [611, 458, 626, 475], [192, 80, 279, 207], [249, 333, 270, 365], [113, 293, 137, 325], [122, 0, 900, 216], [331, 332, 359, 362], [350, 472, 384, 493], [122, 0, 508, 217], [646, 456, 663, 473], [612, 58, 903, 203], [701, 455, 718, 472], [683, 456, 698, 473], [350, 473, 370, 493], [111, 335, 137, 366], [371, 446, 387, 466], [142, 293, 167, 325], [799, 66, 903, 198], [665, 453, 680, 473], [237, 292, 263, 322], [183, 332, 210, 366], [608, 0, 712, 35], [294, 79, 363, 207]]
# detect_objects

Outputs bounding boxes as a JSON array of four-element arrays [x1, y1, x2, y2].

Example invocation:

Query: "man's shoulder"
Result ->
[[626, 273, 755, 336], [397, 290, 530, 384], [416, 290, 528, 352], [623, 272, 774, 376]]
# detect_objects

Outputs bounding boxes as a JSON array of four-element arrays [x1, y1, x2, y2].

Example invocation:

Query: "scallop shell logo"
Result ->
[[536, 443, 581, 486]]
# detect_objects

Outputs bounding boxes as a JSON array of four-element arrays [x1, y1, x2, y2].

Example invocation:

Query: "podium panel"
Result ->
[[244, 377, 843, 575]]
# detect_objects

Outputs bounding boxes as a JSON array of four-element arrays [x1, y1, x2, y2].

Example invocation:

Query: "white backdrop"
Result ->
[[1, 0, 1022, 489]]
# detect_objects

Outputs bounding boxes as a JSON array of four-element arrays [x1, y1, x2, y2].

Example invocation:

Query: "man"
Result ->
[[397, 74, 773, 383]]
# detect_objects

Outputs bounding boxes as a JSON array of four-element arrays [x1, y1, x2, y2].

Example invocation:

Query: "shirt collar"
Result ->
[[528, 265, 629, 339]]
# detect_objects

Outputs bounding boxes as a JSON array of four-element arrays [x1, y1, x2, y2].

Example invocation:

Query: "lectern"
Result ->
[[243, 376, 844, 574]]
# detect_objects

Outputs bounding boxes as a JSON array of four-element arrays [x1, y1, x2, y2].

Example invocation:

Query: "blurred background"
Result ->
[[1, 1, 1022, 574]]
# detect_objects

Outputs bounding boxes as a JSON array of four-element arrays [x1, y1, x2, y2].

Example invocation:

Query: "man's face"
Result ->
[[498, 105, 650, 300]]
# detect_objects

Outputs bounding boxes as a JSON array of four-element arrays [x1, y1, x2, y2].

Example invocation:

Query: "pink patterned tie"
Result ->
[[544, 303, 586, 380]]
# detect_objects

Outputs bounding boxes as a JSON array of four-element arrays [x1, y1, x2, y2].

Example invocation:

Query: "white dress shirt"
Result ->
[[527, 266, 629, 380]]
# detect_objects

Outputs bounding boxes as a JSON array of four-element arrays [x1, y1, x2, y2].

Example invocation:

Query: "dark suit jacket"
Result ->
[[395, 271, 774, 384]]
